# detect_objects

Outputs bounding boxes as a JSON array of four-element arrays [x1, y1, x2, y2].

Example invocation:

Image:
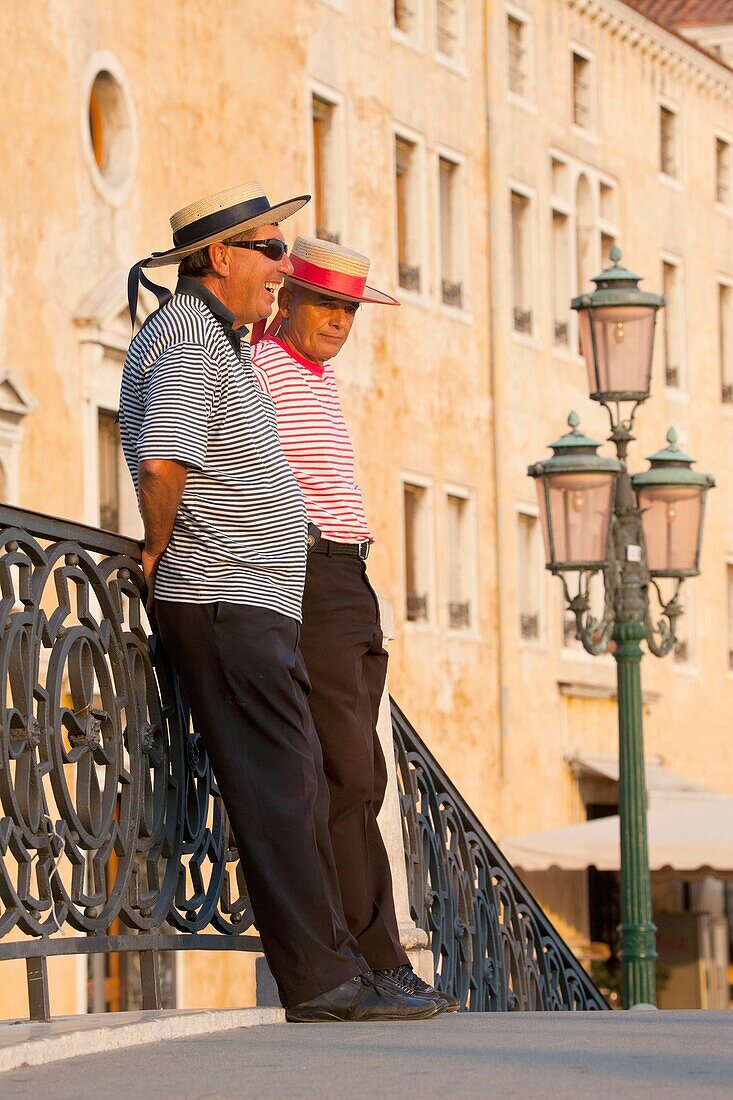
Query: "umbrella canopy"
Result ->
[[501, 792, 733, 877]]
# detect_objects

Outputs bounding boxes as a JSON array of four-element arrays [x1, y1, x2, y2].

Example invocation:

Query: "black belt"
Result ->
[[309, 536, 370, 561]]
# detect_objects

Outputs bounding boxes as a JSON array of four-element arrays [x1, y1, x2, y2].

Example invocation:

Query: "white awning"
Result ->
[[502, 758, 733, 876], [566, 750, 712, 805]]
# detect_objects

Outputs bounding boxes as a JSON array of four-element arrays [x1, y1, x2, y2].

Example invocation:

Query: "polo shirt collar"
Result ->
[[175, 277, 249, 350]]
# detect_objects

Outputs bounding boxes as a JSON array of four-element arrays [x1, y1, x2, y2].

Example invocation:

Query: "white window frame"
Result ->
[[509, 178, 539, 347], [434, 0, 467, 75], [505, 2, 536, 113], [436, 144, 469, 317], [75, 271, 150, 536], [308, 80, 348, 246], [516, 503, 545, 649], [715, 128, 733, 216], [445, 483, 478, 636], [393, 122, 429, 307], [401, 472, 436, 631], [0, 369, 36, 505], [569, 42, 598, 142], [658, 95, 683, 191], [81, 50, 138, 207], [660, 251, 688, 397]]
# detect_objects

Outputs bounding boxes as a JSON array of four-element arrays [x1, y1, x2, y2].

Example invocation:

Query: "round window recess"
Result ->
[[85, 66, 135, 200]]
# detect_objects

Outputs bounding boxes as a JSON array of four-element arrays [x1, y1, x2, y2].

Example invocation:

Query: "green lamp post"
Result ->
[[528, 248, 715, 1008]]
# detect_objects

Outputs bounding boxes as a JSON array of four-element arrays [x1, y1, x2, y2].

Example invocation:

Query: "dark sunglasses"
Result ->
[[226, 238, 288, 261]]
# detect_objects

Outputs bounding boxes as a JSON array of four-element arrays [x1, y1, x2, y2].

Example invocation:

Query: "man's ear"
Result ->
[[278, 284, 293, 317], [208, 242, 231, 276]]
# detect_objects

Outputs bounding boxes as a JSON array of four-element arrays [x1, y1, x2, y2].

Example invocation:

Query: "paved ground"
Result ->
[[4, 1010, 732, 1099]]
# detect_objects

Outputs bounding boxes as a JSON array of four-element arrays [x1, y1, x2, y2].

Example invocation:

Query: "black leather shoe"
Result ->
[[285, 972, 441, 1022], [374, 964, 461, 1013]]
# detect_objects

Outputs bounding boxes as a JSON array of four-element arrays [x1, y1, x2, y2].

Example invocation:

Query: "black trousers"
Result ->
[[155, 599, 368, 1008], [300, 552, 409, 970]]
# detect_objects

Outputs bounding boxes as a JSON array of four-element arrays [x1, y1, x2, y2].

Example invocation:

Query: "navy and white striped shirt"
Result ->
[[119, 278, 307, 619]]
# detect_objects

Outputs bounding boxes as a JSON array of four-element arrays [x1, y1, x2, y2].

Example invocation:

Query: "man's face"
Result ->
[[224, 224, 293, 325], [280, 285, 360, 365]]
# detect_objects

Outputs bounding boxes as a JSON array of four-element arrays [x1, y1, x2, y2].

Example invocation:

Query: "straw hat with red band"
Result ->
[[286, 236, 400, 306], [127, 181, 310, 327]]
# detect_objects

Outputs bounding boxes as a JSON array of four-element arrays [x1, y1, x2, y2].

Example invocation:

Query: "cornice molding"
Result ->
[[565, 0, 733, 102]]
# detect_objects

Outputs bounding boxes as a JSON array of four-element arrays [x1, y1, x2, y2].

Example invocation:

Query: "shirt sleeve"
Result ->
[[137, 342, 218, 470]]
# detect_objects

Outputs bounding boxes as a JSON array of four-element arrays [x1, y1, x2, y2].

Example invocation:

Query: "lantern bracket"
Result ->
[[558, 553, 617, 657], [645, 577, 684, 658]]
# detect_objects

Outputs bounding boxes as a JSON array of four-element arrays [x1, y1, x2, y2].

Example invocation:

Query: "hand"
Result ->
[[141, 547, 163, 614]]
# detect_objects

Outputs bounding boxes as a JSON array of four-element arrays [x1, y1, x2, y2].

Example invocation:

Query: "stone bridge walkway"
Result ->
[[2, 1009, 732, 1098]]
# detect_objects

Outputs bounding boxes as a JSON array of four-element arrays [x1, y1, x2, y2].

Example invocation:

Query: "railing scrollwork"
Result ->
[[392, 699, 608, 1011]]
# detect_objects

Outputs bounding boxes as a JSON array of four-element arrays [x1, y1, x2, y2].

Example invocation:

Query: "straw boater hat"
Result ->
[[287, 237, 399, 306], [127, 181, 310, 326], [251, 236, 399, 344]]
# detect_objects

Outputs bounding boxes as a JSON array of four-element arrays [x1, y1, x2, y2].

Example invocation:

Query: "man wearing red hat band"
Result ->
[[252, 237, 459, 1013]]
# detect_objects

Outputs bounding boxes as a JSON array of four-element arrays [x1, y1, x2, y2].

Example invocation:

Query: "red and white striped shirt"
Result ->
[[251, 337, 373, 544]]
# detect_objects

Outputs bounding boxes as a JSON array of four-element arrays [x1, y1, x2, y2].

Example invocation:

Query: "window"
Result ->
[[439, 156, 462, 307], [311, 95, 340, 244], [660, 105, 679, 179], [717, 137, 731, 207], [721, 567, 726, 668], [507, 13, 528, 98], [436, 0, 464, 61], [599, 181, 617, 223], [518, 511, 542, 641], [395, 135, 421, 292], [98, 409, 122, 531], [720, 282, 733, 404], [75, 271, 147, 535], [511, 189, 532, 334], [394, 0, 419, 37], [600, 232, 616, 269], [83, 53, 136, 204], [662, 260, 684, 390], [552, 209, 570, 346], [571, 50, 593, 130], [446, 491, 473, 630], [403, 482, 431, 622]]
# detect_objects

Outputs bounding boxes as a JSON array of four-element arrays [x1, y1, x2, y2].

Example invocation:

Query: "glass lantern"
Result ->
[[631, 429, 715, 577], [572, 248, 664, 405], [528, 413, 621, 572]]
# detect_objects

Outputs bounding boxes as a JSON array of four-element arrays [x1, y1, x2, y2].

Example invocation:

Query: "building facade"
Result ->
[[0, 0, 730, 1017]]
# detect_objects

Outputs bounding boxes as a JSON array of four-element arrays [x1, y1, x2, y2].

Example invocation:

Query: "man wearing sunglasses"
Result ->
[[251, 236, 460, 1013], [120, 185, 440, 1023]]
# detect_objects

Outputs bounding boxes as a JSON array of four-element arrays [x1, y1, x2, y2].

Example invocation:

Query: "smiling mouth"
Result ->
[[265, 282, 279, 298]]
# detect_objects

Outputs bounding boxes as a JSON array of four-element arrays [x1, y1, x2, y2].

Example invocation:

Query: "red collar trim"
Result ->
[[273, 336, 326, 376]]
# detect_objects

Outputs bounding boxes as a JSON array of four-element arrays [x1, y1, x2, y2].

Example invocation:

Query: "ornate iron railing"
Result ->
[[392, 699, 608, 1011], [0, 506, 254, 1021], [0, 505, 606, 1019]]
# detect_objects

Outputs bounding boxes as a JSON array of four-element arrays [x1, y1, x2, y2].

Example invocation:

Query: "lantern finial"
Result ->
[[568, 410, 581, 431], [666, 427, 678, 448], [609, 244, 622, 265]]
